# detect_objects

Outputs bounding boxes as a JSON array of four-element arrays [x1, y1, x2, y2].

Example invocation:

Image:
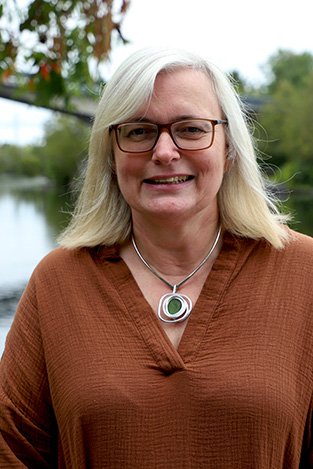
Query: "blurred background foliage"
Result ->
[[230, 49, 313, 191], [257, 50, 313, 189], [0, 0, 129, 187], [0, 115, 89, 186], [0, 0, 130, 106]]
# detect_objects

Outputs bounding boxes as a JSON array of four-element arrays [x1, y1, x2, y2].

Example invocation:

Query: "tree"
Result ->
[[228, 70, 246, 94], [39, 114, 90, 186], [0, 0, 131, 107], [228, 69, 255, 96], [258, 50, 313, 187], [263, 49, 313, 94], [0, 113, 90, 183]]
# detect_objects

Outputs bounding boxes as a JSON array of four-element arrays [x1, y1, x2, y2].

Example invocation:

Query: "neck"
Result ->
[[132, 225, 221, 287], [130, 212, 221, 277]]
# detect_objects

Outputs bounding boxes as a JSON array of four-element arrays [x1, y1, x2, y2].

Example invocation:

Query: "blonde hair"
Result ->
[[59, 46, 290, 249]]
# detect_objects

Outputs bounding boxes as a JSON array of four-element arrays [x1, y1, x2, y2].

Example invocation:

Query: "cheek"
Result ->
[[115, 159, 140, 180], [114, 149, 130, 180], [197, 149, 227, 178], [114, 153, 145, 194], [113, 153, 129, 194]]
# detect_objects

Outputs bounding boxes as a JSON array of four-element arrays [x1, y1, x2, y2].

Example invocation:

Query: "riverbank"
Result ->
[[0, 174, 53, 192], [0, 286, 24, 317], [0, 287, 22, 356]]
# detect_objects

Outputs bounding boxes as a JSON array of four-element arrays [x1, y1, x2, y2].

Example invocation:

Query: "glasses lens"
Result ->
[[172, 119, 213, 150], [116, 119, 216, 152], [117, 123, 158, 152]]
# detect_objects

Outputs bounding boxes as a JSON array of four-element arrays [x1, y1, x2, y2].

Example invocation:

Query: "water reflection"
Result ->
[[0, 193, 54, 287], [0, 178, 72, 354]]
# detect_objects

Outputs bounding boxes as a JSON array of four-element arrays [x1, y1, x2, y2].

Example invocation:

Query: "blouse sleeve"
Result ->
[[0, 278, 58, 467]]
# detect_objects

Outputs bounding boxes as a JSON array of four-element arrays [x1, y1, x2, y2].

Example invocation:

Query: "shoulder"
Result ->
[[281, 228, 313, 259], [226, 228, 313, 278], [21, 245, 121, 307], [254, 228, 313, 282], [35, 246, 89, 273], [225, 228, 313, 257], [245, 228, 313, 259], [32, 245, 120, 279]]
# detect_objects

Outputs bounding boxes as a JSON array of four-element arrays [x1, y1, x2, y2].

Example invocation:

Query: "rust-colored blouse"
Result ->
[[1, 231, 313, 468]]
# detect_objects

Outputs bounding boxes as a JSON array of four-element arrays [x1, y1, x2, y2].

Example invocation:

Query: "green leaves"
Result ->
[[0, 114, 90, 187], [258, 50, 313, 188], [266, 49, 313, 94], [0, 0, 131, 107]]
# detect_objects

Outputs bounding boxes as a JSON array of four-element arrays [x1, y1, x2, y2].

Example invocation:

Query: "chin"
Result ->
[[144, 199, 197, 219]]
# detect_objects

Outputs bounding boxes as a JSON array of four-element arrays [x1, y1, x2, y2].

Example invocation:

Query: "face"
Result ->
[[113, 69, 229, 227]]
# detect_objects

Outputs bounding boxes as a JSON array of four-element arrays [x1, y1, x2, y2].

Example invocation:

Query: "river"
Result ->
[[0, 177, 71, 355], [0, 176, 312, 355]]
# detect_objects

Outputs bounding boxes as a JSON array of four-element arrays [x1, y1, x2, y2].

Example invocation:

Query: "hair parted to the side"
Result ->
[[58, 46, 291, 250]]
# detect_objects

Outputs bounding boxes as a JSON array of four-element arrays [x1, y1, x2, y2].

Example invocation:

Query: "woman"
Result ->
[[1, 47, 313, 468]]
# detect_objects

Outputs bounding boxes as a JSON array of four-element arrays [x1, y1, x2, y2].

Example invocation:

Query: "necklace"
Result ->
[[132, 225, 221, 323]]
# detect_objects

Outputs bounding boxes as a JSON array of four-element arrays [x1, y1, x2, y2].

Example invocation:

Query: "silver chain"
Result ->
[[132, 225, 221, 291]]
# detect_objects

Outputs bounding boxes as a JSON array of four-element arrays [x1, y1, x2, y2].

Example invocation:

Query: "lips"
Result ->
[[144, 175, 193, 185]]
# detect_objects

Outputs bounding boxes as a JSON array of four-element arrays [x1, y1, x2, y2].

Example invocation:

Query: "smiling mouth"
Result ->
[[145, 175, 193, 185]]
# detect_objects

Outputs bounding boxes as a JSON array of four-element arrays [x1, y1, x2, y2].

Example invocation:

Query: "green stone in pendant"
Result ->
[[168, 297, 182, 315]]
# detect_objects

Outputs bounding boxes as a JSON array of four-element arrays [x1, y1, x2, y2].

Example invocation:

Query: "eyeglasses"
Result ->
[[111, 118, 228, 153]]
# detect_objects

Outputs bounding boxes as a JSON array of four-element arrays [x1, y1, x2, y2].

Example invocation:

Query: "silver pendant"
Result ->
[[132, 226, 221, 324], [158, 285, 192, 323]]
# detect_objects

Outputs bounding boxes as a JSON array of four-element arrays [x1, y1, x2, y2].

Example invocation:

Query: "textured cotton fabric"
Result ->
[[1, 230, 313, 468]]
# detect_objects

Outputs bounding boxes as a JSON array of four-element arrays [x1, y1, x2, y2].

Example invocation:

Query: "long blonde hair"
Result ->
[[59, 46, 290, 249]]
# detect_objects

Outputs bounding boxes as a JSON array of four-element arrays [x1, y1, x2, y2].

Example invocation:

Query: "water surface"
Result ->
[[0, 177, 71, 355]]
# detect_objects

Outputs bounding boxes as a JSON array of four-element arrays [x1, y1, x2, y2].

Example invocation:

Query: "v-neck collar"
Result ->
[[94, 232, 248, 373]]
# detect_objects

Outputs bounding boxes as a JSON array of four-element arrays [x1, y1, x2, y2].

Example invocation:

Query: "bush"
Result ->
[[0, 114, 90, 187]]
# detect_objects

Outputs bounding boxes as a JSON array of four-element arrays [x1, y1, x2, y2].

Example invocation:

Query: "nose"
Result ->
[[151, 129, 181, 165]]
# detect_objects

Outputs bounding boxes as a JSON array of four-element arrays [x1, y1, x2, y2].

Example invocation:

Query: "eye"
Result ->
[[121, 124, 156, 141], [175, 121, 212, 139], [177, 127, 202, 139], [184, 126, 203, 134], [128, 127, 145, 137]]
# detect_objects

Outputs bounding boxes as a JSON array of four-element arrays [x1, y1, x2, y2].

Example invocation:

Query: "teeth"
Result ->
[[152, 176, 189, 184]]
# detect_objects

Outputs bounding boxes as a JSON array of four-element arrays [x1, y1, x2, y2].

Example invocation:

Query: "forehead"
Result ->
[[137, 68, 221, 122]]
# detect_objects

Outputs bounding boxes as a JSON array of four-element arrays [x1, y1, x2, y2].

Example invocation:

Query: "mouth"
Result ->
[[144, 175, 194, 185]]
